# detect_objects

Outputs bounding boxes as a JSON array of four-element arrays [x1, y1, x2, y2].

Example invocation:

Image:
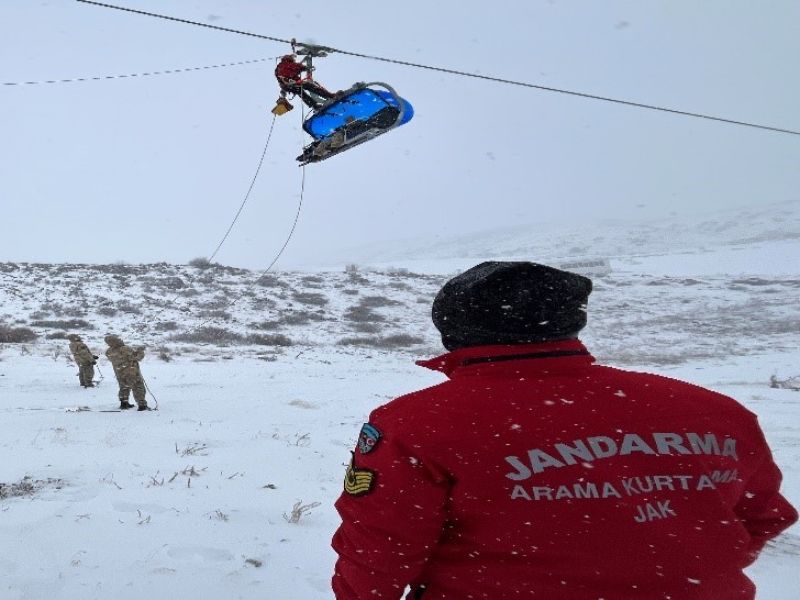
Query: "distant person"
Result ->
[[104, 334, 149, 411], [331, 261, 797, 599], [274, 54, 335, 111], [67, 333, 98, 388]]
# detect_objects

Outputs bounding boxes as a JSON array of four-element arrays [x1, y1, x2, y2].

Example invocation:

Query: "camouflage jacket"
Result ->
[[105, 345, 145, 381], [69, 340, 95, 366]]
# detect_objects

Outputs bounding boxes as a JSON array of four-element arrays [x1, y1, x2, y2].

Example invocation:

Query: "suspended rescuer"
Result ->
[[273, 54, 335, 112], [331, 261, 798, 600], [104, 334, 149, 411], [67, 333, 98, 388]]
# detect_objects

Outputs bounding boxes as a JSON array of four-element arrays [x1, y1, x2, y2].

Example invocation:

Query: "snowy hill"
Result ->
[[0, 204, 798, 599], [0, 263, 447, 361], [321, 198, 800, 277]]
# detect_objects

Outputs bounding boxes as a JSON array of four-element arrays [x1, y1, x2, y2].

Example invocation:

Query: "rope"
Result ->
[[95, 62, 300, 356], [258, 164, 305, 276], [170, 90, 307, 338], [74, 0, 800, 136], [95, 363, 105, 385], [2, 57, 274, 87], [142, 376, 159, 411], [127, 113, 277, 337], [136, 99, 306, 342], [176, 161, 306, 337], [209, 114, 277, 263]]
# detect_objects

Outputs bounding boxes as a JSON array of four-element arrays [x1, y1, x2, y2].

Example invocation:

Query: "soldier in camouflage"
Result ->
[[104, 334, 149, 411], [67, 333, 97, 388]]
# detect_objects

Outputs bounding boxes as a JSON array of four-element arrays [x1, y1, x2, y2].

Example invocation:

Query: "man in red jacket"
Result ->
[[331, 261, 797, 600], [274, 54, 334, 110]]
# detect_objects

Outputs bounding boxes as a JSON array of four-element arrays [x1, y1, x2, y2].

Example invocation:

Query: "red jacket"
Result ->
[[332, 340, 797, 600], [275, 59, 306, 83]]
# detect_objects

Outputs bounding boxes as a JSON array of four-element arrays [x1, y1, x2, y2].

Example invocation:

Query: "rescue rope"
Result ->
[[1, 57, 275, 87], [128, 113, 278, 336], [258, 164, 305, 275], [172, 161, 306, 338], [208, 114, 277, 263], [137, 103, 306, 345], [95, 363, 105, 385], [142, 375, 160, 411], [75, 0, 800, 137], [156, 82, 308, 339]]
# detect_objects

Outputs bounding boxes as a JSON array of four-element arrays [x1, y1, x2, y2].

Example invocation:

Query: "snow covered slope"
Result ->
[[320, 198, 800, 278], [0, 203, 798, 599]]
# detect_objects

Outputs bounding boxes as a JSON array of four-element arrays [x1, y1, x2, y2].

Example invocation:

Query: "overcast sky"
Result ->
[[2, 1, 799, 268]]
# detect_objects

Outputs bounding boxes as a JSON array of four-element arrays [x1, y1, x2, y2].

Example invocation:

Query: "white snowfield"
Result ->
[[0, 212, 798, 599]]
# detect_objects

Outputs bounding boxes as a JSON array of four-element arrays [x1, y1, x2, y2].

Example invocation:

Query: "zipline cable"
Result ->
[[2, 57, 274, 87], [74, 0, 800, 137], [76, 0, 292, 44]]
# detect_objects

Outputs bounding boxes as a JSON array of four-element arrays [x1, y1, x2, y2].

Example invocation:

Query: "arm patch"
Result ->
[[344, 454, 376, 497], [358, 423, 382, 454]]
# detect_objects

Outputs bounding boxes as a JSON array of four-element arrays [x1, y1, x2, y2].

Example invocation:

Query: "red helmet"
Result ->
[[281, 54, 296, 62]]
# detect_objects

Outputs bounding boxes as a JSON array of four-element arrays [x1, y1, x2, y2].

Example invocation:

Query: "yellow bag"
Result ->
[[271, 98, 294, 116]]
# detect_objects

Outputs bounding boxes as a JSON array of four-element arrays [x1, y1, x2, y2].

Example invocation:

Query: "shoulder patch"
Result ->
[[358, 422, 382, 454], [344, 455, 376, 497]]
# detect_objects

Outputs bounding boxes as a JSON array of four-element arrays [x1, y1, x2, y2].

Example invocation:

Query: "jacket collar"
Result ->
[[416, 339, 594, 378]]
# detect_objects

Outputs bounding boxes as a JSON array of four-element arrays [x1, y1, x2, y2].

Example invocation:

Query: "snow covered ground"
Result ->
[[1, 207, 798, 599]]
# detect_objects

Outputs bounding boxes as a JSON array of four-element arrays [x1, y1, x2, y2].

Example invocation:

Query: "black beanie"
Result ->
[[431, 262, 592, 351]]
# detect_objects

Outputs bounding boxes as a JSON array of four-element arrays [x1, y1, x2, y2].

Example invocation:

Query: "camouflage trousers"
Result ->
[[117, 378, 147, 408], [78, 364, 95, 387]]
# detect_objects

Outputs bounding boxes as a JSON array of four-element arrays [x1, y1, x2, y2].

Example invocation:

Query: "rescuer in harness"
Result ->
[[273, 54, 335, 113]]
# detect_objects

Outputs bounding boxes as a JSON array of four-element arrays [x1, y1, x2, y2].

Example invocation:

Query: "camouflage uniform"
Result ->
[[67, 334, 97, 388], [104, 334, 148, 410]]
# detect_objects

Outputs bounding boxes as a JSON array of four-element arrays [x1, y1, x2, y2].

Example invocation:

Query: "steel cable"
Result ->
[[74, 0, 800, 136]]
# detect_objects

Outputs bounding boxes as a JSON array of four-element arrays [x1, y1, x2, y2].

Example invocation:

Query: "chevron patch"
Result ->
[[344, 454, 376, 497]]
